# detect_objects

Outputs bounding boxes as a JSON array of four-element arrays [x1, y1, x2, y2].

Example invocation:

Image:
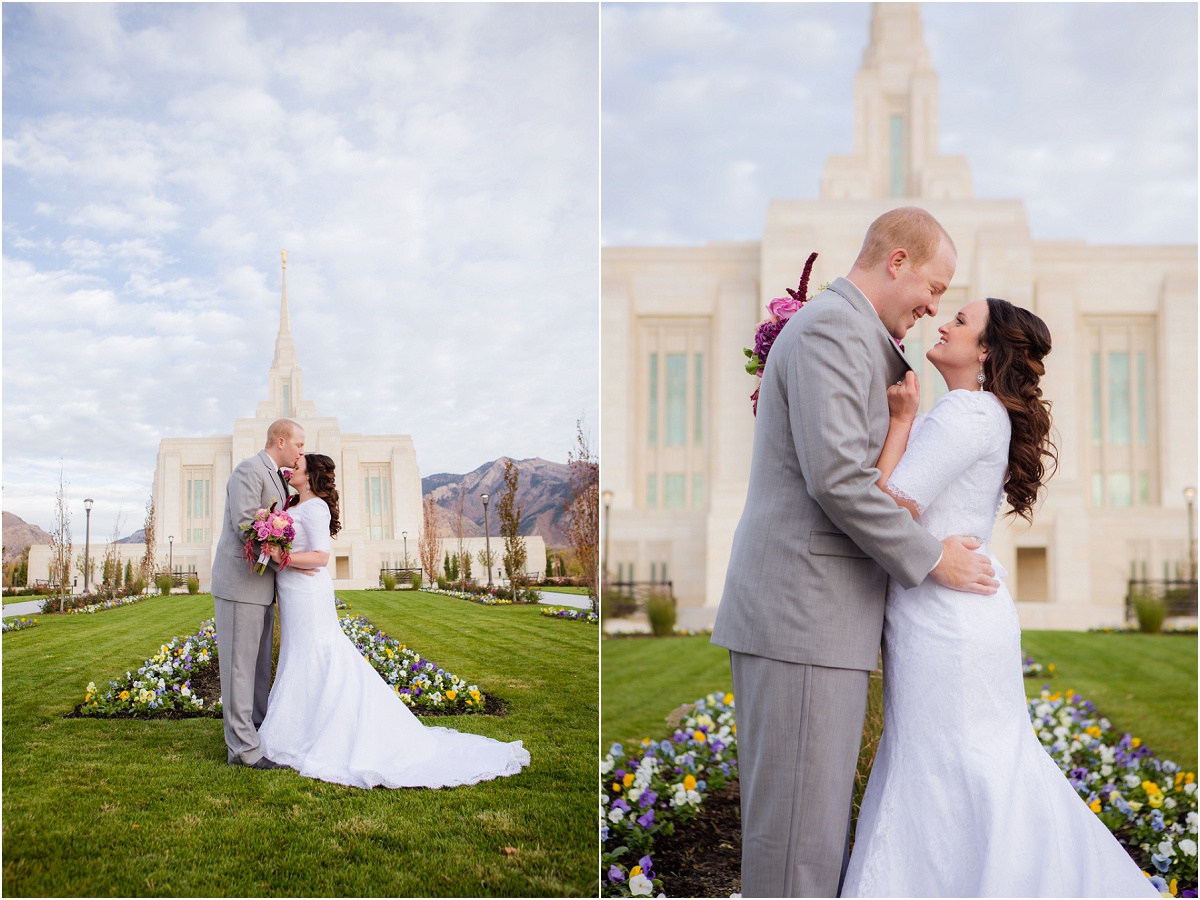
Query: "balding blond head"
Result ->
[[854, 206, 955, 270], [265, 418, 299, 449]]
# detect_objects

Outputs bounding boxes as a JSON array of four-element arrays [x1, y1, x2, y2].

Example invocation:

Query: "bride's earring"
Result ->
[[977, 368, 986, 388]]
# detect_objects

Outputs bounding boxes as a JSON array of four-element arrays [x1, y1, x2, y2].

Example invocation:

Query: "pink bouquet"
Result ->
[[240, 500, 295, 574], [743, 251, 819, 416]]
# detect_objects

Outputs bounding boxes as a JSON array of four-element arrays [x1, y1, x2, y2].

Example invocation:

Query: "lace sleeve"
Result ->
[[309, 500, 332, 553], [885, 391, 996, 515]]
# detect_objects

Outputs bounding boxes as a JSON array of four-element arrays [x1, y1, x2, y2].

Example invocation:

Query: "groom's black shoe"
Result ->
[[247, 756, 285, 770]]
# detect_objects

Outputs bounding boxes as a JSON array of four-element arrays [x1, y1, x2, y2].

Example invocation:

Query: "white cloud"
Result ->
[[3, 3, 598, 539], [602, 2, 1197, 247]]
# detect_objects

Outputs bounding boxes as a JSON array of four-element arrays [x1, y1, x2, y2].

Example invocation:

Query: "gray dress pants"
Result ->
[[730, 651, 870, 898], [213, 596, 275, 765]]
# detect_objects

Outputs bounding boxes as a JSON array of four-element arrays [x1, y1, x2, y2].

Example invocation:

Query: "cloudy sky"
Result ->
[[3, 3, 598, 538], [602, 2, 1197, 247]]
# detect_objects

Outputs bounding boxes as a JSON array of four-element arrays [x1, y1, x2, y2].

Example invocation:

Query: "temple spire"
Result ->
[[257, 250, 317, 420], [272, 249, 297, 367], [821, 2, 971, 201]]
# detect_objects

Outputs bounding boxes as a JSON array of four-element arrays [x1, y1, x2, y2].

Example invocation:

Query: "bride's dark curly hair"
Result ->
[[981, 298, 1058, 523], [304, 453, 342, 537]]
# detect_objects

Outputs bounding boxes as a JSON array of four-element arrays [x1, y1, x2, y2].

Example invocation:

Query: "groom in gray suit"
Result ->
[[712, 207, 998, 897], [211, 418, 304, 768]]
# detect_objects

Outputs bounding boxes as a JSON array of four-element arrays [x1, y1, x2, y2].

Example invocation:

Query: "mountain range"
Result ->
[[421, 457, 573, 548], [2, 512, 52, 564]]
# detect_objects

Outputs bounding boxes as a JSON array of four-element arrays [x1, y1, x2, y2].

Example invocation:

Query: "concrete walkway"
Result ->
[[2, 600, 45, 618]]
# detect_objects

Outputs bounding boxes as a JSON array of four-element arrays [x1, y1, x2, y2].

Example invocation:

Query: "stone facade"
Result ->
[[601, 3, 1197, 631]]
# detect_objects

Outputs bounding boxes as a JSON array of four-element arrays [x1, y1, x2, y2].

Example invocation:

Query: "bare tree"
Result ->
[[49, 463, 73, 611], [497, 459, 526, 599], [100, 512, 127, 598], [565, 419, 600, 613], [418, 493, 441, 588], [139, 497, 157, 585], [455, 489, 468, 591], [476, 546, 497, 580]]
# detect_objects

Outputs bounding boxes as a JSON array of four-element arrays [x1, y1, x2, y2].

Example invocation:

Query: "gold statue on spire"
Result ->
[[282, 249, 287, 269]]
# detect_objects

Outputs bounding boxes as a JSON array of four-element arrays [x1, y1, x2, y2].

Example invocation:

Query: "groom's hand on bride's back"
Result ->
[[931, 535, 999, 594]]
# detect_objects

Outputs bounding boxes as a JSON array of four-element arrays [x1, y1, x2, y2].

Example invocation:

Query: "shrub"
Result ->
[[601, 589, 638, 620], [382, 573, 397, 591], [1133, 589, 1166, 634], [156, 574, 174, 596], [410, 572, 422, 590], [186, 576, 200, 595], [132, 577, 147, 596], [645, 591, 676, 637], [437, 576, 451, 591]]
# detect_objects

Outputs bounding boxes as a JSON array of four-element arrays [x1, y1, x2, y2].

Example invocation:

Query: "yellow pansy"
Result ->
[[623, 772, 635, 787], [1088, 798, 1101, 813], [1047, 663, 1055, 672], [1186, 772, 1195, 784], [724, 692, 734, 705], [446, 689, 457, 700], [385, 648, 394, 659], [612, 782, 622, 793], [683, 775, 696, 791], [1170, 879, 1178, 896], [119, 690, 130, 702], [630, 866, 643, 878], [1132, 737, 1142, 748], [1085, 726, 1102, 739], [1142, 780, 1161, 795], [694, 730, 707, 743]]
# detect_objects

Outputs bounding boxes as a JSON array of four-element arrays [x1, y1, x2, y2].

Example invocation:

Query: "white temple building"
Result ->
[[600, 3, 1197, 630], [31, 253, 545, 590]]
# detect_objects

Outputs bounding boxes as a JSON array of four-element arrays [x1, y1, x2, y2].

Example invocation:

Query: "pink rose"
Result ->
[[767, 295, 803, 322], [253, 522, 270, 540]]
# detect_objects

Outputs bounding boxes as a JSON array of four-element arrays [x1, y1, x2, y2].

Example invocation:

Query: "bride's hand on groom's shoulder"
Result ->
[[931, 535, 999, 595]]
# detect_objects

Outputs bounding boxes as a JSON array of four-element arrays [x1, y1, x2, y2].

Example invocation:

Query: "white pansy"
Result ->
[[1178, 839, 1197, 857], [1185, 783, 1197, 797], [628, 787, 643, 804], [1125, 774, 1143, 789], [629, 873, 653, 896], [600, 758, 614, 776], [1100, 765, 1113, 777], [608, 807, 625, 824], [1158, 839, 1174, 857]]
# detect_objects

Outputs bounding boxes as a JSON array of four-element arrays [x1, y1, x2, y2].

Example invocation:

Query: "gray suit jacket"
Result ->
[[712, 277, 943, 670], [211, 449, 290, 606]]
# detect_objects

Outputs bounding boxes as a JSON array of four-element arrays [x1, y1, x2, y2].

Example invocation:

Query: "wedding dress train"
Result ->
[[842, 390, 1157, 898], [256, 497, 529, 789]]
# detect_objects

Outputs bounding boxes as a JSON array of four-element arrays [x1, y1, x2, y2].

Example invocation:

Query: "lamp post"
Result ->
[[168, 535, 174, 578], [481, 492, 493, 588], [602, 490, 614, 582], [1185, 487, 1196, 580], [83, 498, 94, 594], [402, 530, 408, 570]]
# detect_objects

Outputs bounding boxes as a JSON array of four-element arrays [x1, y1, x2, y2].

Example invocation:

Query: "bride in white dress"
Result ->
[[256, 453, 530, 789], [842, 298, 1158, 897]]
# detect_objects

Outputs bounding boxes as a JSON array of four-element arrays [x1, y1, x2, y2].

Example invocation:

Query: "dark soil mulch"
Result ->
[[653, 778, 742, 898], [65, 660, 507, 718]]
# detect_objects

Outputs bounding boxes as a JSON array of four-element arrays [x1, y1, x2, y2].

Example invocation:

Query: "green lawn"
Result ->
[[3, 591, 597, 897], [540, 586, 590, 596], [1020, 630, 1197, 771], [601, 635, 732, 750], [602, 631, 1197, 771]]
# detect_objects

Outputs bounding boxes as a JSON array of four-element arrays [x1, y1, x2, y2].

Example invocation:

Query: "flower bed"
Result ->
[[428, 586, 515, 606], [80, 613, 490, 718], [64, 592, 154, 616], [601, 692, 738, 897], [2, 616, 39, 633], [80, 619, 219, 715], [1028, 687, 1197, 894], [540, 606, 598, 624], [602, 687, 1196, 897], [337, 614, 487, 713], [1022, 650, 1053, 678]]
